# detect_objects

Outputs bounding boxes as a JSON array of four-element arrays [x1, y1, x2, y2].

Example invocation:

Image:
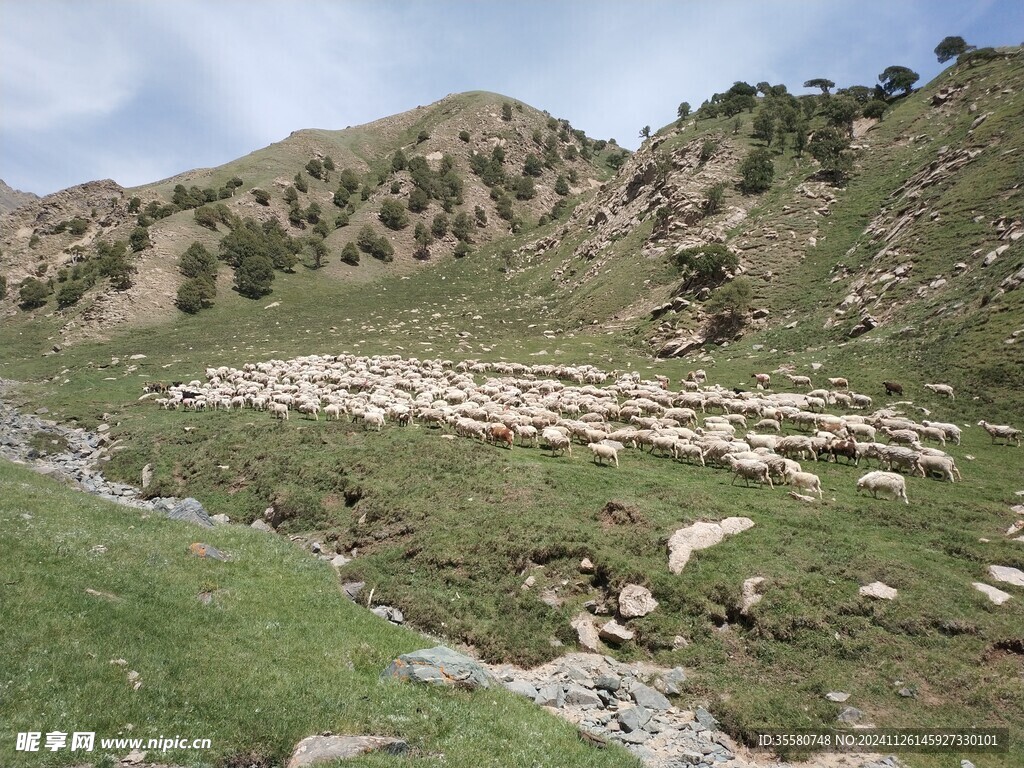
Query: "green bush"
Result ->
[[501, 102, 513, 121], [452, 212, 473, 242], [193, 205, 220, 231], [251, 189, 271, 205], [459, 130, 471, 142], [340, 242, 360, 266], [738, 149, 774, 194], [453, 241, 471, 258], [704, 182, 727, 216], [57, 281, 87, 308], [416, 129, 430, 143], [234, 252, 274, 298], [431, 213, 449, 238], [379, 198, 409, 230], [408, 187, 429, 213], [305, 159, 323, 180], [179, 242, 218, 279], [706, 277, 753, 334], [0, 273, 6, 300], [68, 217, 90, 236], [523, 154, 544, 177], [356, 225, 393, 262], [474, 205, 487, 226], [514, 175, 536, 200], [699, 138, 719, 164], [554, 175, 569, 196], [18, 277, 49, 310], [674, 243, 738, 287]]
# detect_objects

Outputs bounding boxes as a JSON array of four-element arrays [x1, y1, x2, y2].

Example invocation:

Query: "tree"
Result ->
[[501, 102, 513, 121], [193, 206, 219, 231], [803, 78, 835, 94], [639, 125, 651, 139], [674, 243, 738, 289], [340, 242, 360, 266], [706, 277, 753, 333], [703, 182, 727, 216], [179, 242, 218, 278], [356, 225, 393, 261], [554, 175, 569, 196], [338, 168, 361, 193], [413, 222, 433, 247], [459, 130, 471, 142], [391, 149, 407, 172], [293, 172, 308, 193], [234, 252, 275, 298], [752, 109, 776, 146], [431, 213, 449, 238], [878, 66, 920, 98], [821, 94, 860, 137], [474, 205, 487, 226], [322, 156, 335, 172], [523, 154, 544, 177], [127, 196, 141, 213], [251, 188, 271, 205], [305, 159, 324, 180], [175, 279, 204, 314], [935, 36, 974, 63], [306, 202, 321, 224], [452, 212, 473, 242], [699, 138, 719, 164], [862, 100, 887, 120], [305, 236, 328, 269], [129, 226, 151, 253], [57, 281, 87, 308], [408, 187, 429, 213], [453, 241, 471, 258], [416, 129, 430, 143], [738, 149, 774, 194], [514, 175, 536, 200], [809, 126, 854, 183], [0, 273, 6, 300], [677, 102, 691, 119], [283, 186, 299, 204], [379, 198, 409, 230], [18, 277, 49, 309]]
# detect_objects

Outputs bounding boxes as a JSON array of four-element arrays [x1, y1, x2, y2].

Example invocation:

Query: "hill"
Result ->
[[0, 179, 38, 214]]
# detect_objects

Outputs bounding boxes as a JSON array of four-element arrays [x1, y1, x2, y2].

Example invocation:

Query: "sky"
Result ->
[[1, 0, 1022, 196]]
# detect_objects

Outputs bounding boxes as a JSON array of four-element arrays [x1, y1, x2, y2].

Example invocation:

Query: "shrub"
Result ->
[[501, 102, 513, 121], [452, 212, 473, 242], [554, 175, 570, 196], [431, 213, 449, 238], [338, 168, 361, 193], [18, 277, 49, 310], [474, 205, 487, 226], [514, 175, 536, 200], [251, 188, 271, 205], [322, 156, 335, 172], [453, 241, 471, 258], [674, 243, 738, 287], [340, 242, 360, 266], [305, 159, 323, 180], [738, 149, 774, 194], [234, 252, 275, 298], [0, 274, 6, 300], [699, 138, 719, 164], [862, 100, 887, 120], [175, 278, 209, 313], [408, 187, 429, 213], [809, 126, 854, 183], [194, 205, 220, 231], [57, 281, 87, 308], [523, 154, 544, 177], [459, 130, 471, 142], [391, 150, 407, 172], [335, 212, 349, 228], [127, 197, 141, 213], [68, 217, 90, 236], [379, 198, 409, 230], [706, 277, 753, 333], [356, 225, 393, 262], [416, 129, 430, 143], [703, 182, 727, 216], [179, 242, 218, 279]]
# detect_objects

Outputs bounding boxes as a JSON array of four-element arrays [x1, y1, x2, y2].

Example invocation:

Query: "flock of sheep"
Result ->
[[147, 353, 1022, 506]]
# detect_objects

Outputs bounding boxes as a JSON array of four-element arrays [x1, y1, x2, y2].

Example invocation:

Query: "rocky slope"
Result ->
[[0, 179, 39, 214]]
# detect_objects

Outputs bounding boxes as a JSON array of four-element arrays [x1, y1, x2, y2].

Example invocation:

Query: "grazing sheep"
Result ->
[[745, 433, 778, 451], [977, 420, 1022, 447], [727, 457, 774, 489], [788, 471, 823, 500], [763, 455, 801, 484], [845, 422, 876, 441], [882, 381, 904, 396], [857, 471, 909, 504], [921, 420, 961, 445], [924, 383, 955, 400], [754, 418, 782, 433], [543, 429, 573, 457], [879, 446, 924, 476], [824, 439, 859, 465], [588, 442, 619, 467], [882, 427, 920, 446], [297, 401, 320, 421], [850, 393, 873, 409], [776, 435, 818, 462], [269, 402, 289, 420], [914, 425, 946, 446], [917, 454, 962, 482], [514, 424, 539, 447], [488, 424, 515, 449], [672, 442, 705, 466], [827, 377, 849, 390], [362, 410, 385, 432], [649, 435, 679, 457], [752, 373, 771, 389], [787, 374, 812, 389]]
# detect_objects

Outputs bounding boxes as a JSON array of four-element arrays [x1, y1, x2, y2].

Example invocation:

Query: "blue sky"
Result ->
[[1, 0, 1021, 196]]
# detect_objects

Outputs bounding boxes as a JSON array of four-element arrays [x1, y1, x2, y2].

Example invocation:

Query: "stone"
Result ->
[[534, 683, 565, 708], [631, 682, 671, 711], [371, 605, 404, 624], [973, 583, 1012, 605], [564, 684, 603, 708], [595, 674, 621, 692], [826, 691, 850, 702], [898, 687, 916, 698], [579, 557, 595, 573], [521, 574, 536, 589], [618, 584, 659, 618], [211, 513, 230, 525], [250, 519, 274, 532], [504, 679, 539, 699], [141, 463, 153, 488], [156, 497, 213, 528], [740, 577, 765, 614], [189, 542, 228, 561], [341, 581, 365, 601], [618, 729, 652, 745], [660, 667, 688, 695], [988, 565, 1024, 587], [617, 704, 651, 732], [668, 518, 754, 574], [694, 706, 719, 730], [287, 735, 407, 767], [383, 646, 491, 690], [96, 424, 110, 433], [837, 706, 864, 723], [571, 614, 602, 652], [599, 620, 635, 645], [859, 581, 897, 600]]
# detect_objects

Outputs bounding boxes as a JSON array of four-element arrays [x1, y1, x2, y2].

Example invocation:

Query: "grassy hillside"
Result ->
[[0, 459, 640, 768]]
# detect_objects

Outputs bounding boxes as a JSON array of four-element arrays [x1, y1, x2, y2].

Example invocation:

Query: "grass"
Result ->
[[0, 459, 641, 768]]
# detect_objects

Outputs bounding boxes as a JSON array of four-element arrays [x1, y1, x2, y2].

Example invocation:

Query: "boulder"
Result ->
[[382, 646, 491, 690], [371, 606, 404, 624], [564, 684, 602, 708], [973, 582, 1012, 605], [598, 620, 634, 645], [659, 667, 687, 695], [740, 577, 765, 614], [618, 584, 659, 618], [617, 704, 651, 733], [859, 581, 897, 600], [188, 542, 228, 561], [571, 614, 602, 652], [988, 565, 1024, 588], [694, 706, 719, 730], [503, 679, 538, 699], [534, 683, 565, 708], [141, 463, 153, 489], [287, 735, 407, 768], [668, 518, 754, 574], [250, 519, 274, 532], [630, 681, 671, 711], [155, 497, 213, 528]]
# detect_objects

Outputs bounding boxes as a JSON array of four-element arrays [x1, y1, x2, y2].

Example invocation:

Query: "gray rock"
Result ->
[[211, 513, 231, 525], [826, 691, 851, 702], [961, 760, 977, 768], [564, 684, 603, 708], [694, 706, 719, 730], [341, 581, 365, 601], [286, 735, 407, 767], [503, 679, 538, 699], [141, 463, 153, 489], [618, 584, 659, 618], [383, 646, 491, 690], [534, 683, 565, 708], [599, 619, 634, 644], [595, 674, 621, 692], [618, 729, 652, 745], [660, 667, 687, 695], [250, 519, 274, 532], [157, 497, 213, 528], [898, 687, 916, 698], [837, 706, 865, 723], [371, 606, 404, 624], [188, 542, 228, 561], [618, 704, 651, 732], [631, 682, 671, 711]]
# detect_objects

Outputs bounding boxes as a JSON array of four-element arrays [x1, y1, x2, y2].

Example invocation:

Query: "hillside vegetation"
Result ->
[[1, 47, 1023, 768]]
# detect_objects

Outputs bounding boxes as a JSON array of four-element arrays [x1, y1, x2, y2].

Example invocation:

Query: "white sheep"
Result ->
[[753, 418, 781, 433], [827, 377, 849, 390], [672, 442, 705, 465], [921, 420, 961, 445], [269, 402, 289, 420], [362, 410, 385, 431], [856, 471, 909, 504], [977, 421, 1022, 447], [787, 374, 812, 389], [788, 471, 823, 500], [588, 442, 620, 467], [727, 458, 774, 489], [917, 454, 962, 482], [924, 383, 955, 400]]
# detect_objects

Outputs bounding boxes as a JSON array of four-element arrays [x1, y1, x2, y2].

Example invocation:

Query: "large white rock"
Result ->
[[859, 581, 898, 600], [667, 518, 754, 574], [973, 582, 1013, 605], [618, 584, 659, 618], [287, 735, 407, 767], [571, 614, 602, 652], [741, 577, 766, 614], [988, 565, 1024, 588], [599, 619, 635, 644]]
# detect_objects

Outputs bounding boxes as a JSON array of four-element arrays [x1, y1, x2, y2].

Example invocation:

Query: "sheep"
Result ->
[[921, 420, 961, 445], [845, 422, 876, 441], [788, 471, 823, 500], [488, 424, 515, 449], [544, 430, 573, 457], [727, 457, 774, 489], [924, 383, 955, 400], [977, 420, 1022, 447], [362, 410, 385, 432], [672, 442, 705, 466], [881, 427, 920, 446], [588, 441, 619, 467], [827, 377, 849, 390], [787, 374, 812, 389], [269, 402, 289, 420], [856, 471, 909, 504], [649, 435, 679, 457], [914, 425, 946, 446], [882, 381, 904, 396], [763, 455, 801, 484], [917, 454, 962, 482], [751, 373, 771, 389], [879, 446, 924, 476], [824, 439, 859, 465], [776, 435, 818, 462], [514, 424, 539, 447], [754, 418, 781, 433], [297, 401, 320, 421], [850, 393, 873, 409], [745, 433, 778, 451]]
